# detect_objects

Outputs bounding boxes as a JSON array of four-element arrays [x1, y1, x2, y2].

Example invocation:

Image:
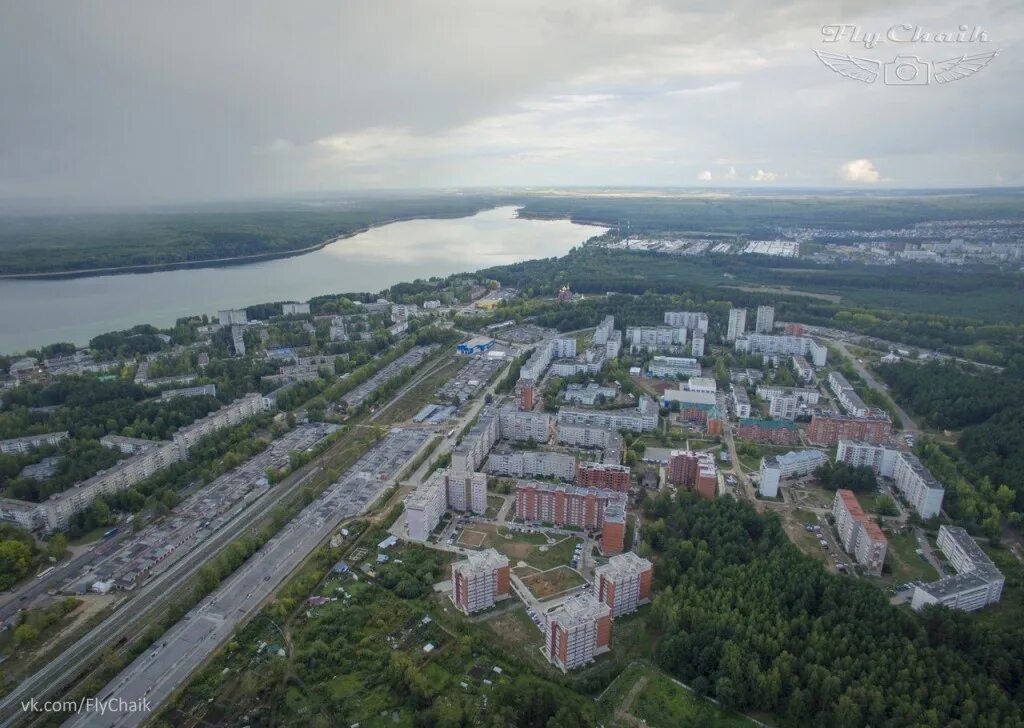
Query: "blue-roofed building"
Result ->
[[457, 337, 495, 355]]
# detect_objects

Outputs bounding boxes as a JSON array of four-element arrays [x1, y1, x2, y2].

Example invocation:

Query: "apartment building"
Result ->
[[545, 593, 612, 671], [405, 470, 448, 541], [758, 449, 828, 498], [666, 450, 718, 499], [593, 315, 616, 345], [556, 423, 624, 465], [171, 394, 269, 457], [831, 489, 888, 575], [595, 552, 653, 617], [912, 526, 1004, 611], [450, 406, 500, 472], [755, 305, 775, 333], [564, 383, 616, 406], [515, 379, 536, 411], [451, 548, 510, 614], [792, 355, 815, 384], [736, 418, 800, 445], [515, 481, 625, 534], [601, 500, 627, 555], [557, 395, 658, 433], [726, 308, 746, 341], [690, 333, 705, 358], [444, 470, 487, 514], [647, 356, 701, 379], [808, 410, 892, 446], [218, 308, 247, 326], [281, 302, 311, 316], [663, 311, 709, 333], [0, 431, 69, 455], [498, 406, 553, 443], [835, 441, 944, 518], [734, 334, 828, 367], [828, 371, 869, 417], [731, 388, 751, 418], [576, 462, 631, 492], [485, 449, 576, 481], [159, 384, 217, 401], [625, 326, 686, 353]]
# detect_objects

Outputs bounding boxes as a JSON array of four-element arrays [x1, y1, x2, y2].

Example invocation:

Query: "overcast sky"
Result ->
[[1, 0, 1021, 207]]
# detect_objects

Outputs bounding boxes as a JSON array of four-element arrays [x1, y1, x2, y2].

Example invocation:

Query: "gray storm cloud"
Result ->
[[0, 0, 1021, 207]]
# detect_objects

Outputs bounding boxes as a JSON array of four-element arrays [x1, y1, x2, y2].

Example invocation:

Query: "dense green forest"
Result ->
[[878, 360, 1024, 522], [517, 190, 1024, 236], [0, 195, 498, 275], [644, 494, 1024, 728]]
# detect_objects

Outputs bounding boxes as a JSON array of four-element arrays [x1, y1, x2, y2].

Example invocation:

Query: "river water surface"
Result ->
[[0, 207, 605, 353]]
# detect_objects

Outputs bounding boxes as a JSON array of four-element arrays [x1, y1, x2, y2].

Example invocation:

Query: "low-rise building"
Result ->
[[912, 526, 1004, 611], [595, 552, 652, 617], [160, 384, 217, 401], [564, 383, 617, 406], [451, 548, 510, 614]]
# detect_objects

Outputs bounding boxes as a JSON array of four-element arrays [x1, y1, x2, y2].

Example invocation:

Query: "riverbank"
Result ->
[[0, 211, 493, 281]]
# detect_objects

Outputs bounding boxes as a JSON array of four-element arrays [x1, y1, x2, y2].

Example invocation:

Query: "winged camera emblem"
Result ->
[[814, 49, 998, 85]]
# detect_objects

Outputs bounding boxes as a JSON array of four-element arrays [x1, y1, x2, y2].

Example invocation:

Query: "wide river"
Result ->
[[0, 207, 605, 354]]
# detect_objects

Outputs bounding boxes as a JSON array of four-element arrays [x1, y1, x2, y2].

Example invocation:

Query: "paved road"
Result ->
[[0, 462, 322, 728], [832, 340, 918, 434], [63, 430, 430, 728]]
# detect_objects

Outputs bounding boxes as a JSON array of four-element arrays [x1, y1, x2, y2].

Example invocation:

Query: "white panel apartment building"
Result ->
[[831, 489, 888, 576], [912, 526, 1004, 611], [758, 449, 828, 498], [450, 407, 501, 472], [405, 470, 448, 541], [171, 394, 268, 457], [836, 441, 944, 518], [647, 356, 701, 379], [731, 388, 751, 419], [593, 316, 616, 345], [663, 311, 709, 333], [557, 395, 659, 433], [726, 308, 746, 341], [734, 334, 828, 367], [792, 356, 815, 384], [828, 372, 869, 417], [0, 432, 69, 455], [485, 449, 577, 481], [498, 406, 553, 443], [625, 326, 686, 353], [690, 333, 705, 358], [404, 468, 486, 541], [755, 305, 775, 334]]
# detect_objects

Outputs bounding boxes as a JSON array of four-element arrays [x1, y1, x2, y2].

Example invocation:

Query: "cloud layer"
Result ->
[[0, 0, 1021, 206]]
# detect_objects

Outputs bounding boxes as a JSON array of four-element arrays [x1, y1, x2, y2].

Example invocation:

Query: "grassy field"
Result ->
[[519, 566, 586, 599], [463, 523, 582, 571], [974, 544, 1024, 632], [373, 355, 463, 425], [884, 530, 939, 585], [599, 662, 756, 728]]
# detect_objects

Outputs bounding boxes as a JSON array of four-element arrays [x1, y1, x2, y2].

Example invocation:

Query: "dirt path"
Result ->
[[615, 674, 649, 727]]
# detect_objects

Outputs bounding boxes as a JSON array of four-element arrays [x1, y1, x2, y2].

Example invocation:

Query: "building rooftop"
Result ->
[[549, 592, 610, 627], [738, 417, 798, 430], [596, 552, 652, 579], [771, 449, 827, 469], [456, 548, 509, 574]]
